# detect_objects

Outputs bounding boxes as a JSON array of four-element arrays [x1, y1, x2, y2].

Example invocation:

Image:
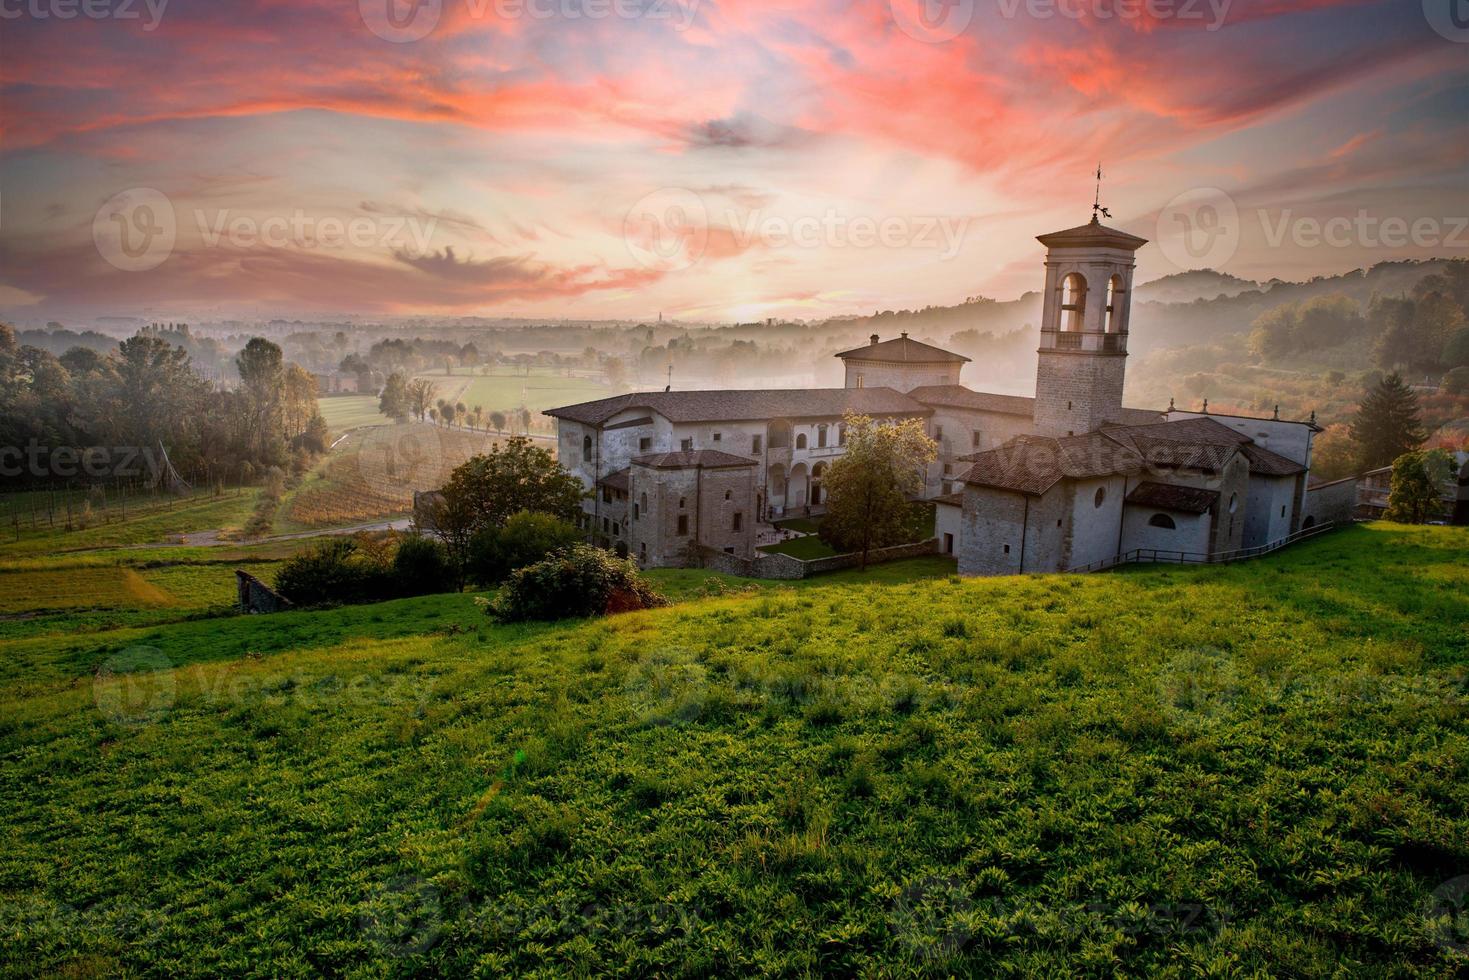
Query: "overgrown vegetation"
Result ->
[[485, 543, 668, 622], [0, 524, 1464, 974]]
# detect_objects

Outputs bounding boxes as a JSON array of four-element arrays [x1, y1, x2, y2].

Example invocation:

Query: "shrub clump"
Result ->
[[486, 544, 667, 622], [467, 510, 582, 586], [274, 533, 454, 606]]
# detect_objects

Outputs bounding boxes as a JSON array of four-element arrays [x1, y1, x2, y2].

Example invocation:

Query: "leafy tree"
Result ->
[[1350, 373, 1426, 471], [379, 372, 409, 422], [1309, 423, 1358, 482], [489, 410, 507, 433], [1247, 304, 1297, 360], [818, 414, 936, 569], [1443, 327, 1469, 370], [406, 377, 436, 421], [236, 337, 286, 464], [1383, 449, 1455, 524], [468, 510, 582, 586], [438, 438, 584, 532], [1292, 294, 1364, 350]]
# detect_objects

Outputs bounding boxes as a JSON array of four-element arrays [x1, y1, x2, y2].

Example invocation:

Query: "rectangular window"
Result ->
[[639, 437, 651, 452], [613, 522, 620, 536], [677, 514, 689, 535], [752, 434, 763, 454], [723, 546, 735, 554], [943, 533, 954, 554], [972, 431, 982, 449], [680, 438, 693, 451], [943, 463, 953, 476], [633, 503, 639, 520], [935, 424, 944, 441], [733, 512, 742, 531], [602, 517, 610, 532], [1281, 505, 1286, 517], [1003, 544, 1010, 555], [712, 432, 721, 442]]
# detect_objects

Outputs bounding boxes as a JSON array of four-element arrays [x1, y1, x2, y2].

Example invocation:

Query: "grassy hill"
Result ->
[[1, 525, 1466, 975]]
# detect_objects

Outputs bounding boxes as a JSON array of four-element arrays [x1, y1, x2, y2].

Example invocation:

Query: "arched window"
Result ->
[[817, 424, 828, 448], [1148, 513, 1176, 529], [838, 425, 847, 447], [1104, 275, 1125, 333], [796, 433, 808, 450], [1228, 492, 1238, 514], [724, 489, 731, 501], [637, 492, 647, 520], [582, 435, 592, 461], [1060, 273, 1087, 332]]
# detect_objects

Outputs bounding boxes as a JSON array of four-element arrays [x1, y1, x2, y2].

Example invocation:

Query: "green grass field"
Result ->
[[317, 394, 390, 431], [444, 369, 612, 417], [1, 525, 1466, 975]]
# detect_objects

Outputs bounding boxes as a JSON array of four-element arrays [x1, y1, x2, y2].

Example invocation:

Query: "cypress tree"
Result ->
[[1350, 373, 1426, 470]]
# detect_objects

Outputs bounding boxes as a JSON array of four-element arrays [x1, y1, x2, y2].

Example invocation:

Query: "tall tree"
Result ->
[[818, 414, 937, 569], [1350, 373, 1426, 470], [236, 338, 286, 464], [406, 377, 435, 421], [379, 372, 409, 422], [436, 437, 584, 534]]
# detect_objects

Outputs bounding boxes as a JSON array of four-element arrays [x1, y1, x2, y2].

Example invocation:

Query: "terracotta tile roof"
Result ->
[[1036, 216, 1149, 252], [833, 335, 970, 364], [597, 467, 630, 491], [959, 432, 1146, 495], [544, 388, 930, 426], [933, 492, 964, 507], [1239, 443, 1306, 477], [908, 385, 1036, 416], [1124, 481, 1219, 514], [631, 450, 757, 470]]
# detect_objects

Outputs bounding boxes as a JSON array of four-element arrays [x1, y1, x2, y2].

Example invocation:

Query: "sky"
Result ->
[[0, 0, 1465, 322]]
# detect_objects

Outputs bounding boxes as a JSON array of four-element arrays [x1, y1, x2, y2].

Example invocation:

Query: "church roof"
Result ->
[[1036, 216, 1148, 252], [959, 414, 1303, 494], [1125, 481, 1219, 515], [631, 450, 757, 469], [959, 432, 1145, 495], [834, 333, 970, 364], [908, 385, 1036, 416], [597, 467, 631, 491], [545, 387, 930, 426]]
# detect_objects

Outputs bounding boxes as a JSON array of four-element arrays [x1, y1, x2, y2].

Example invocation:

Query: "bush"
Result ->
[[274, 537, 393, 606], [486, 544, 667, 622], [468, 510, 582, 586], [392, 534, 458, 596]]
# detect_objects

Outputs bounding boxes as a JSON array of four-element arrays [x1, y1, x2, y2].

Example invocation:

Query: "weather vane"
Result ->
[[1092, 163, 1111, 221]]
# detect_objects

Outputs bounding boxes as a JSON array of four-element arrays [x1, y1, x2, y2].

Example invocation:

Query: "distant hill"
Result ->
[[1134, 269, 1261, 304]]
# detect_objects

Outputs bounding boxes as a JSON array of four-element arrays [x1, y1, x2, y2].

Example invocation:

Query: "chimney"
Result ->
[[900, 331, 908, 339], [870, 333, 879, 346]]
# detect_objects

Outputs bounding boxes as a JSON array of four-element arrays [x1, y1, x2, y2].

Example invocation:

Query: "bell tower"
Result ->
[[1031, 216, 1147, 437]]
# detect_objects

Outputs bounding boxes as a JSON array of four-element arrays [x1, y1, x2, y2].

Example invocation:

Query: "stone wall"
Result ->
[[1303, 477, 1357, 528], [1032, 350, 1127, 437], [236, 570, 292, 614], [696, 537, 941, 580]]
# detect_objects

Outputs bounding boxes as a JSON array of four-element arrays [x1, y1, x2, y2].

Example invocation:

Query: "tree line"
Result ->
[[0, 323, 328, 489]]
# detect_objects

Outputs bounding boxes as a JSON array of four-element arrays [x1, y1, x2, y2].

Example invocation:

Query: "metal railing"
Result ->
[[1067, 520, 1341, 573]]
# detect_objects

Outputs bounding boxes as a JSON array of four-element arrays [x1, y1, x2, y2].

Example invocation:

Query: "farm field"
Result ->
[[416, 368, 613, 418], [0, 487, 264, 557], [317, 394, 389, 431], [280, 423, 503, 531], [1, 524, 1465, 975]]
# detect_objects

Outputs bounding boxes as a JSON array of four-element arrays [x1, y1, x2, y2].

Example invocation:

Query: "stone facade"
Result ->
[[236, 570, 291, 614], [1032, 349, 1128, 437], [628, 459, 756, 568]]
